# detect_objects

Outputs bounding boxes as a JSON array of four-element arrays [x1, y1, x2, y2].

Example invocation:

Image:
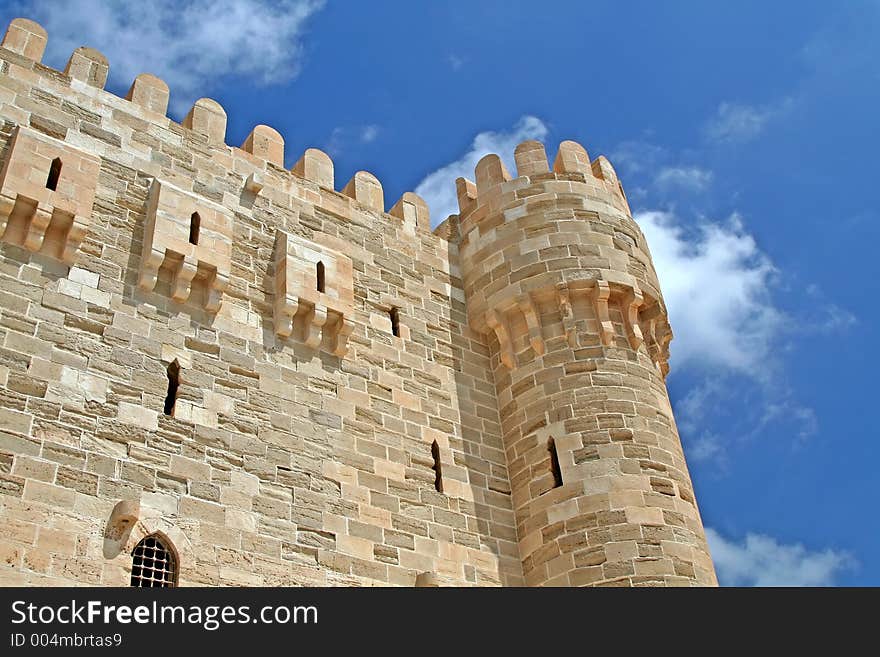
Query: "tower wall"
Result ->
[[456, 141, 717, 586]]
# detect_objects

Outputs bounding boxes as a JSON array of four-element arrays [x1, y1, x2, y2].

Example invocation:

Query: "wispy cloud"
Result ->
[[811, 304, 858, 333], [448, 54, 466, 71], [759, 401, 819, 441], [653, 166, 713, 193], [703, 99, 793, 144], [325, 124, 381, 156], [612, 142, 710, 196], [13, 0, 325, 114], [414, 115, 549, 224], [360, 125, 380, 144], [688, 432, 728, 466], [707, 528, 855, 586], [611, 140, 667, 174]]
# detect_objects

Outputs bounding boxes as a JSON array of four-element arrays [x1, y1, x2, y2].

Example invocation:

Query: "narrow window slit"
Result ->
[[431, 440, 443, 493], [390, 307, 400, 337], [316, 261, 325, 293], [46, 157, 62, 191], [164, 360, 180, 416], [189, 212, 200, 245], [548, 437, 563, 489]]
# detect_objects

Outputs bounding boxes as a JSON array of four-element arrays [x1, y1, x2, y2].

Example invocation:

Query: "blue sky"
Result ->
[[6, 0, 877, 585]]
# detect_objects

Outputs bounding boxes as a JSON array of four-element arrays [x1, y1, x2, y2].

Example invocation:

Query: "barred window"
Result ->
[[130, 534, 178, 588]]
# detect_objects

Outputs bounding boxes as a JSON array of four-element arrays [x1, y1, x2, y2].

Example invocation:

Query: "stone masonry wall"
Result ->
[[0, 18, 521, 586], [0, 17, 716, 587]]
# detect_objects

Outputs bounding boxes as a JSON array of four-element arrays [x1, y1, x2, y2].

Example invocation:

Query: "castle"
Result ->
[[0, 17, 717, 587]]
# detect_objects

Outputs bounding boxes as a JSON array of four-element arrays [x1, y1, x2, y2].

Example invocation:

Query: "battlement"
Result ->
[[0, 18, 433, 239], [455, 139, 631, 222], [454, 138, 671, 377]]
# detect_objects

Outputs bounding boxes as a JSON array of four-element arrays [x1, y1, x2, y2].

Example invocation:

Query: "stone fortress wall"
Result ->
[[0, 18, 716, 586]]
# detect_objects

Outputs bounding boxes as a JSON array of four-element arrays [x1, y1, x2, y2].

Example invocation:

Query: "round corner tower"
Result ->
[[455, 139, 717, 586]]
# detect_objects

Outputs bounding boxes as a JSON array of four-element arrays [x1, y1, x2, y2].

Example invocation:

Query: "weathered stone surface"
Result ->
[[0, 16, 715, 588]]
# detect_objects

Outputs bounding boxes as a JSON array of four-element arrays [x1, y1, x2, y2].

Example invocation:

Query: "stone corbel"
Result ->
[[556, 283, 578, 348], [303, 303, 328, 349], [204, 269, 228, 313], [62, 218, 90, 264], [656, 322, 672, 378], [643, 314, 672, 377], [245, 171, 265, 195], [590, 280, 615, 346], [330, 315, 355, 357], [170, 258, 198, 304], [622, 285, 645, 350], [0, 197, 13, 236], [24, 206, 52, 252], [518, 294, 545, 356], [644, 317, 660, 362], [486, 309, 515, 369]]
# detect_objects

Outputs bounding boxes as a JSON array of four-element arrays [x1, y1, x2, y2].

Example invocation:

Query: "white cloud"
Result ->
[[706, 528, 855, 586], [704, 99, 792, 144], [635, 210, 782, 374], [15, 0, 325, 114], [414, 116, 549, 225], [653, 166, 713, 192]]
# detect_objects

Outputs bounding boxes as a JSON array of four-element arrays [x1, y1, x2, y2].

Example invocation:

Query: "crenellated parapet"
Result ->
[[0, 15, 435, 332], [456, 139, 671, 376], [0, 18, 433, 236]]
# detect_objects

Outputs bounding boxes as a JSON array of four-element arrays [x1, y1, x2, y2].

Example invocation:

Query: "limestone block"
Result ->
[[125, 73, 170, 116], [241, 125, 284, 166], [64, 47, 109, 89], [292, 148, 333, 189], [182, 98, 227, 144], [553, 140, 591, 176], [475, 154, 511, 196], [274, 230, 354, 356], [1, 18, 47, 62], [389, 192, 430, 232], [341, 171, 383, 211], [138, 179, 233, 311], [514, 140, 550, 177], [0, 125, 101, 263]]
